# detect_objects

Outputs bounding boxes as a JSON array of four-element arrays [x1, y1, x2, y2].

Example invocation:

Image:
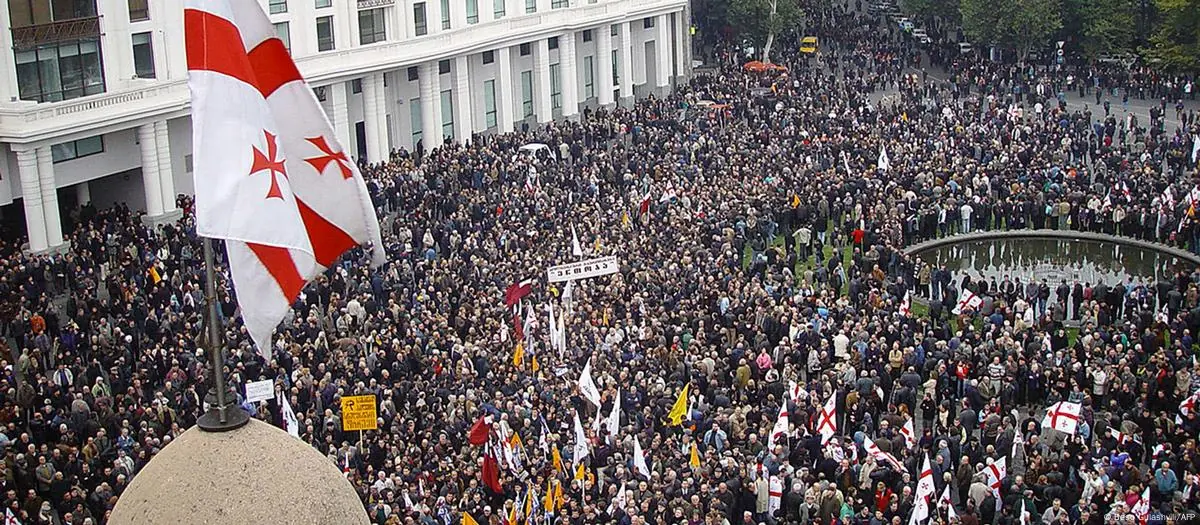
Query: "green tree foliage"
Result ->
[[729, 0, 803, 63], [960, 0, 1063, 58], [1062, 0, 1135, 57], [904, 0, 961, 25], [1144, 0, 1200, 70]]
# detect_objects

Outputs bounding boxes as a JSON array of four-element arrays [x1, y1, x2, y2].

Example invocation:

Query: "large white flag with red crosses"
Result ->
[[185, 0, 383, 356], [1041, 401, 1082, 435]]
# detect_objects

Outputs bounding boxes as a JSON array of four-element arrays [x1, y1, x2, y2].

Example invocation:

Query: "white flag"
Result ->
[[573, 412, 590, 463], [951, 288, 983, 315], [279, 391, 299, 437], [816, 393, 837, 444], [606, 389, 621, 442], [632, 436, 651, 480], [1019, 500, 1031, 525], [578, 358, 602, 408], [900, 418, 916, 450], [984, 456, 1007, 503], [863, 436, 905, 472], [607, 482, 627, 515], [1180, 390, 1200, 417], [767, 475, 783, 515], [571, 224, 583, 257], [899, 290, 912, 317], [909, 454, 935, 525], [878, 145, 891, 171], [186, 0, 383, 356], [768, 401, 789, 451], [1040, 401, 1082, 435], [1132, 486, 1150, 522], [937, 485, 957, 522], [6, 508, 22, 525]]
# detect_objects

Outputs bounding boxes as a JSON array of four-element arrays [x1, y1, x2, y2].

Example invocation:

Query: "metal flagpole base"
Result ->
[[198, 386, 250, 432]]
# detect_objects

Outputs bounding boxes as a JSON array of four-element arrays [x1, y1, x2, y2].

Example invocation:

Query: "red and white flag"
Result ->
[[1131, 486, 1150, 524], [1041, 401, 1082, 435], [815, 392, 837, 444], [863, 436, 905, 472], [768, 401, 789, 450], [984, 456, 1007, 500], [186, 0, 383, 356], [900, 418, 916, 450], [899, 290, 912, 317], [909, 454, 935, 525], [1180, 390, 1200, 417], [951, 288, 982, 315], [5, 508, 21, 525]]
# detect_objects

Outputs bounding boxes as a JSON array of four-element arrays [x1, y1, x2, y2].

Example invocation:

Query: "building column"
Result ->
[[656, 14, 672, 93], [505, 0, 520, 18], [596, 24, 615, 107], [154, 120, 178, 213], [449, 0, 466, 29], [496, 47, 515, 133], [533, 38, 552, 123], [427, 0, 444, 34], [76, 182, 91, 206], [35, 147, 63, 249], [16, 148, 47, 253], [377, 73, 391, 156], [362, 73, 385, 164], [675, 9, 691, 83], [419, 62, 442, 151], [617, 22, 634, 106], [329, 81, 353, 161], [0, 0, 17, 101], [452, 56, 472, 143], [138, 124, 164, 217], [560, 32, 579, 118]]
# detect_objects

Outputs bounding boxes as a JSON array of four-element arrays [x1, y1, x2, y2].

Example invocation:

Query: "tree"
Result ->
[[1062, 0, 1136, 58], [904, 0, 961, 26], [1143, 0, 1200, 71], [961, 0, 1062, 59], [729, 0, 802, 63]]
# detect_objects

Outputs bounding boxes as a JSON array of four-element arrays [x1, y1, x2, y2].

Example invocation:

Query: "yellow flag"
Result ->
[[507, 499, 517, 525], [543, 478, 555, 514], [594, 237, 601, 252], [551, 444, 562, 473], [523, 483, 533, 517], [149, 266, 161, 284], [666, 384, 690, 426], [791, 194, 800, 208], [574, 463, 585, 481], [553, 479, 565, 509], [689, 441, 700, 469], [510, 431, 523, 450], [621, 211, 630, 227], [463, 512, 480, 525], [531, 354, 540, 373], [602, 309, 609, 327], [512, 342, 524, 367]]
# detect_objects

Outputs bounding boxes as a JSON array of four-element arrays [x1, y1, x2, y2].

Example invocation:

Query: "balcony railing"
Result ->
[[11, 17, 101, 48]]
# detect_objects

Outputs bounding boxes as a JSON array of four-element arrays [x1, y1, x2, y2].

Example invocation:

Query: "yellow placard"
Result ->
[[340, 394, 378, 431]]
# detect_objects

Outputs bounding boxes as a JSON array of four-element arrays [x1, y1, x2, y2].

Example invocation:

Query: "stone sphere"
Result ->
[[110, 418, 368, 525]]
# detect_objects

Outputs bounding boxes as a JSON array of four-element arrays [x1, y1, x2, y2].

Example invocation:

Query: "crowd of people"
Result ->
[[2, 1, 1200, 524]]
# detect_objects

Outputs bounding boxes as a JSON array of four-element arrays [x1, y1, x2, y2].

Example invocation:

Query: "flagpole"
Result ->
[[197, 237, 250, 432]]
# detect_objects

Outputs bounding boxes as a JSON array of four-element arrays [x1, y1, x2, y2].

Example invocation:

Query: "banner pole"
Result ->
[[197, 237, 250, 432]]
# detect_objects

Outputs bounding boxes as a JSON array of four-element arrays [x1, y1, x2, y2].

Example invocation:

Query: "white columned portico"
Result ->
[[35, 147, 64, 249], [418, 62, 442, 150], [533, 38, 552, 123], [675, 10, 690, 83], [495, 47, 515, 133], [138, 124, 164, 217], [656, 14, 672, 93], [362, 73, 385, 163], [452, 56, 472, 143], [16, 148, 47, 253], [559, 31, 579, 118], [328, 81, 353, 160], [154, 120, 179, 215], [596, 24, 615, 107], [617, 21, 634, 106]]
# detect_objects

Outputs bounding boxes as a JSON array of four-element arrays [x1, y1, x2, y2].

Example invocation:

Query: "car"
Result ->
[[911, 28, 929, 40], [800, 36, 819, 53], [1097, 53, 1137, 68]]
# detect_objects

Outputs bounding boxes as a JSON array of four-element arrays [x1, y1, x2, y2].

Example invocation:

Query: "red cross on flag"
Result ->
[[900, 417, 916, 450], [768, 402, 789, 451], [951, 288, 983, 315], [983, 456, 1007, 499], [185, 0, 383, 356], [1131, 486, 1150, 524], [1041, 401, 1082, 435], [815, 392, 837, 445], [5, 508, 21, 525], [908, 454, 935, 525], [1180, 390, 1200, 417]]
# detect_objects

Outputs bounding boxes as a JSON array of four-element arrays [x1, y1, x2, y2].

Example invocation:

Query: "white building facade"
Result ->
[[0, 0, 691, 252]]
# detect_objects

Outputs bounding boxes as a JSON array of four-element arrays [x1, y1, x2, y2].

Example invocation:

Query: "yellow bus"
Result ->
[[800, 36, 818, 54]]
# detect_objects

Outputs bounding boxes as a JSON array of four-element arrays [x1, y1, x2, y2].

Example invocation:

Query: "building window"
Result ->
[[352, 78, 362, 93], [438, 59, 450, 75], [274, 22, 291, 52], [612, 49, 619, 86], [583, 55, 594, 99], [643, 17, 654, 28], [583, 30, 593, 42], [519, 43, 531, 56], [269, 0, 287, 14], [15, 39, 105, 103], [316, 16, 335, 51], [484, 79, 497, 129], [52, 136, 104, 163], [525, 0, 535, 13], [410, 97, 422, 144], [550, 63, 561, 109], [131, 32, 155, 79], [414, 3, 428, 35], [551, 0, 567, 7], [313, 86, 327, 101], [466, 0, 478, 23], [359, 8, 386, 44], [482, 50, 494, 64], [548, 37, 558, 50], [611, 24, 618, 36], [440, 89, 453, 139], [128, 0, 149, 21], [407, 66, 419, 81], [493, 0, 505, 19], [440, 0, 450, 29], [316, 0, 332, 7], [520, 70, 533, 117]]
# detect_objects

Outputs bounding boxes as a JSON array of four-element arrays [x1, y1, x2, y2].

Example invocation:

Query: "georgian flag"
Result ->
[[937, 485, 957, 522], [900, 418, 916, 450], [186, 0, 383, 356], [984, 456, 1007, 510], [1131, 486, 1150, 524], [909, 454, 935, 525], [1108, 427, 1137, 446], [5, 508, 20, 525], [279, 391, 299, 437], [1041, 401, 1083, 435], [951, 288, 983, 315], [899, 290, 912, 317], [1179, 390, 1200, 417], [863, 436, 905, 473], [768, 401, 789, 451], [815, 392, 837, 444]]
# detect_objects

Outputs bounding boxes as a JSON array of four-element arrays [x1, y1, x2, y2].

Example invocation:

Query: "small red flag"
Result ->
[[468, 415, 492, 446]]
